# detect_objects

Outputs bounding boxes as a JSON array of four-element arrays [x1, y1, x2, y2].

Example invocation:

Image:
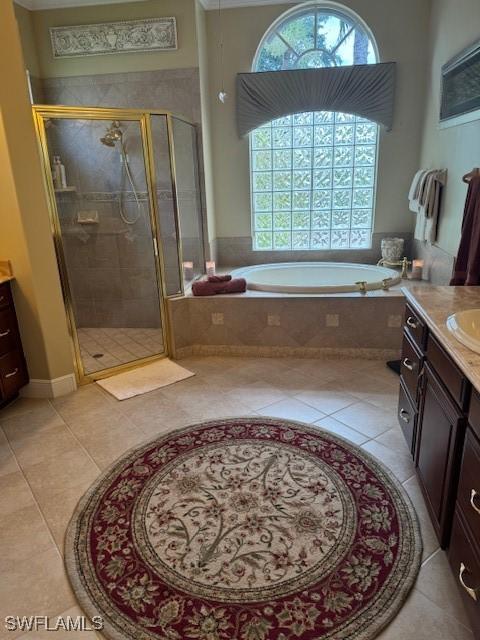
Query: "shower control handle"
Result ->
[[399, 408, 410, 423], [406, 316, 418, 330], [402, 358, 415, 372]]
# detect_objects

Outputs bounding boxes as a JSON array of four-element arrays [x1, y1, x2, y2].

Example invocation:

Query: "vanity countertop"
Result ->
[[0, 260, 14, 284], [403, 285, 480, 394]]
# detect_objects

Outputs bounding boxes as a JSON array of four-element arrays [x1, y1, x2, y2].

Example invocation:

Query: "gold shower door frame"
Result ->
[[33, 105, 193, 385]]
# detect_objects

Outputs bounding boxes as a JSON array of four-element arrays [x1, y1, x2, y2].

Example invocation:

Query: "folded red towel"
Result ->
[[207, 274, 232, 283], [192, 278, 247, 296]]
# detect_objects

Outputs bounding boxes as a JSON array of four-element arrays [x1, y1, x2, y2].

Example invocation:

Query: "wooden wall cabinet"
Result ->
[[0, 281, 29, 408]]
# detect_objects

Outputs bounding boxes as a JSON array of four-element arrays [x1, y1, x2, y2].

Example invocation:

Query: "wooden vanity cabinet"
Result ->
[[403, 303, 427, 351], [448, 415, 480, 637], [399, 299, 480, 635], [0, 281, 28, 408], [415, 362, 466, 547], [398, 306, 469, 548], [397, 304, 425, 454]]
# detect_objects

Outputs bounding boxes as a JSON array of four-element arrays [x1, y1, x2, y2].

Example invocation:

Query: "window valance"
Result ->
[[236, 62, 396, 137]]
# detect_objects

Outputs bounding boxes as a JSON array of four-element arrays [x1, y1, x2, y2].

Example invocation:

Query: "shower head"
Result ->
[[100, 121, 123, 147], [100, 135, 116, 147]]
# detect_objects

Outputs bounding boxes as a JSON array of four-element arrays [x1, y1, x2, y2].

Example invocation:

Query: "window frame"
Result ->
[[249, 1, 380, 252]]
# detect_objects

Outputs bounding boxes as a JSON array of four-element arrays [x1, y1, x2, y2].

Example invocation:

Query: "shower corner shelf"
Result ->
[[54, 186, 77, 193]]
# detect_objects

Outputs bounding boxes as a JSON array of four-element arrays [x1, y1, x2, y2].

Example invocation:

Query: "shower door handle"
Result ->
[[152, 236, 159, 257]]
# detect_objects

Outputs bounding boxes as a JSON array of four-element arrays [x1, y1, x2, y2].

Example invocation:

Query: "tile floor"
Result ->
[[0, 355, 473, 639], [77, 327, 164, 374]]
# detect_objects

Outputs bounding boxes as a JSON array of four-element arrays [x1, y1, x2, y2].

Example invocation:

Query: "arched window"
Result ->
[[250, 2, 379, 251]]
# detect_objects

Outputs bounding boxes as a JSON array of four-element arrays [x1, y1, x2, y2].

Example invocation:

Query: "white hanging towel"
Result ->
[[413, 169, 447, 242], [408, 169, 426, 213]]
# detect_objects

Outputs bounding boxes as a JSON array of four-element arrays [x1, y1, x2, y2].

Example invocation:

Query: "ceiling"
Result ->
[[14, 0, 299, 10]]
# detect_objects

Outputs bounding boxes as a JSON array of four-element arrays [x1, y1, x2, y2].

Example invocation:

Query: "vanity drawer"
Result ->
[[468, 389, 480, 442], [457, 429, 480, 541], [0, 282, 12, 310], [426, 333, 470, 410], [448, 509, 480, 638], [404, 303, 427, 351], [0, 350, 28, 400], [398, 379, 417, 455], [0, 308, 19, 356], [400, 332, 423, 406]]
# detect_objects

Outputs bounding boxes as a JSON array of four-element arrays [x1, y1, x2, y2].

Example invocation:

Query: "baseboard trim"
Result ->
[[20, 373, 77, 398], [174, 344, 401, 361]]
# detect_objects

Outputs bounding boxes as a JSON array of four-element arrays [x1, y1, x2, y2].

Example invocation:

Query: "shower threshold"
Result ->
[[77, 327, 164, 375]]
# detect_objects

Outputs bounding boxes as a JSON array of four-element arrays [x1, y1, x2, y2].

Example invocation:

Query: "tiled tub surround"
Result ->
[[213, 231, 413, 268], [0, 357, 473, 640], [168, 292, 407, 359], [412, 239, 455, 285]]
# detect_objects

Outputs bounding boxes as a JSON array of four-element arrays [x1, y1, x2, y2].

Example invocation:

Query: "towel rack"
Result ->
[[462, 167, 480, 183]]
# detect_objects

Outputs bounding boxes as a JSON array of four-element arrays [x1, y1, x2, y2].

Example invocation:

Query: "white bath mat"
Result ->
[[96, 358, 195, 400]]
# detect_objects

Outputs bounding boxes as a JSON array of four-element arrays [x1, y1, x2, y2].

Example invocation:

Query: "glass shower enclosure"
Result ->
[[33, 106, 205, 383]]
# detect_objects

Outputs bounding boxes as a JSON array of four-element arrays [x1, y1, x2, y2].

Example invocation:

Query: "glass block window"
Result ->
[[251, 4, 379, 251]]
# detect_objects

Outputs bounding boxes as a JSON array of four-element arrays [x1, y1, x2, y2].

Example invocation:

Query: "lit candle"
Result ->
[[183, 261, 194, 281], [411, 259, 424, 280], [206, 261, 216, 277]]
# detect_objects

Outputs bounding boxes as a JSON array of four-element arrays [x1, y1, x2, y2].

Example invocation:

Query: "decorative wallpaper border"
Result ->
[[50, 17, 177, 58]]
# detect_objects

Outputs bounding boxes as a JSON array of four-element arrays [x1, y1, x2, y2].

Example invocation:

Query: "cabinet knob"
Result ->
[[406, 316, 418, 329], [470, 489, 480, 516], [402, 357, 415, 372], [0, 329, 11, 338], [459, 562, 479, 601], [4, 368, 18, 379], [399, 408, 410, 423]]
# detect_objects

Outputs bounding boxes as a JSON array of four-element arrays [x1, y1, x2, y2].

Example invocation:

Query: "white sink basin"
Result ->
[[446, 309, 480, 354]]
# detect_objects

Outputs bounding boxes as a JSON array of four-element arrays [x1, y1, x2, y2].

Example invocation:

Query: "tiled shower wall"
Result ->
[[37, 68, 201, 123], [35, 68, 204, 328], [50, 118, 163, 328]]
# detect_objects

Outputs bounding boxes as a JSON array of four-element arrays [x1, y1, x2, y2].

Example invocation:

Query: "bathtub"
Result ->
[[231, 262, 401, 294]]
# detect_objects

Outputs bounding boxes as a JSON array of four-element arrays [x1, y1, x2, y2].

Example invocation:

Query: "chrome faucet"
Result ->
[[355, 280, 367, 293]]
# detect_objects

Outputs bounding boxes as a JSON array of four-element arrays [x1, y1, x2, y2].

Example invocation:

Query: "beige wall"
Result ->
[[195, 0, 216, 245], [206, 0, 431, 239], [419, 0, 480, 257], [30, 0, 198, 79], [14, 4, 40, 78], [0, 1, 73, 381]]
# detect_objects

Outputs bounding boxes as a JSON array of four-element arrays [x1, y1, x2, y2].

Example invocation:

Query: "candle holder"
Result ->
[[410, 259, 424, 280], [182, 261, 194, 282]]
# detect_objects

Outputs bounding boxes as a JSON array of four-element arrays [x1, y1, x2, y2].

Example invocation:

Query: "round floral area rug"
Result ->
[[65, 417, 422, 640]]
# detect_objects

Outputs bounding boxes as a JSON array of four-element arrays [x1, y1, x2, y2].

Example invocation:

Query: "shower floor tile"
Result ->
[[77, 327, 164, 375]]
